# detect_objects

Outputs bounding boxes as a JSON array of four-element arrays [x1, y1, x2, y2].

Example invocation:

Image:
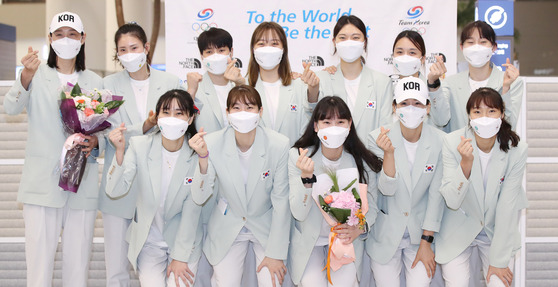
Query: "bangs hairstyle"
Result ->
[[247, 22, 292, 87], [293, 96, 382, 183], [333, 15, 368, 64], [460, 21, 496, 46], [466, 87, 519, 152], [197, 27, 233, 54], [226, 85, 263, 110], [155, 89, 198, 139], [47, 41, 86, 72], [393, 30, 426, 56], [113, 23, 151, 65]]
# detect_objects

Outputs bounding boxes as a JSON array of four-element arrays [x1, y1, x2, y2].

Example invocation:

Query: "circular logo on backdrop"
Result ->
[[197, 8, 214, 21], [406, 6, 424, 19], [484, 6, 507, 29]]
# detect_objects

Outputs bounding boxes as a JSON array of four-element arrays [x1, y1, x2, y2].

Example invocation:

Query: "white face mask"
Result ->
[[317, 126, 350, 149], [254, 47, 283, 70], [118, 52, 147, 73], [396, 105, 427, 129], [470, 117, 502, 139], [228, 111, 260, 133], [158, 117, 189, 141], [203, 53, 229, 75], [462, 44, 493, 68], [393, 55, 422, 76], [51, 37, 82, 60], [336, 40, 364, 63]]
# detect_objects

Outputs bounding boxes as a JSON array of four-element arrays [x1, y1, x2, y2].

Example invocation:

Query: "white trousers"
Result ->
[[137, 241, 199, 287], [441, 233, 515, 287], [298, 245, 358, 287], [23, 203, 96, 287], [102, 212, 132, 287], [211, 229, 281, 287], [371, 234, 432, 287]]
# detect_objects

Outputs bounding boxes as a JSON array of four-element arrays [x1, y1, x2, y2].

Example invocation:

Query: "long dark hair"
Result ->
[[392, 30, 426, 57], [155, 89, 198, 140], [333, 15, 368, 64], [466, 87, 519, 152], [113, 22, 151, 65], [461, 21, 496, 47], [247, 22, 292, 87], [293, 96, 382, 183], [47, 41, 86, 72]]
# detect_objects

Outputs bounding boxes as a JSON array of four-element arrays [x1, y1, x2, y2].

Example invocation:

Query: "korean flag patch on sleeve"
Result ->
[[424, 164, 435, 173]]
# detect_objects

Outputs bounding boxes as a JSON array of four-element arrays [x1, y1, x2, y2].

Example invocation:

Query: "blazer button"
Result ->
[[480, 221, 484, 226], [404, 212, 409, 216], [243, 217, 246, 221]]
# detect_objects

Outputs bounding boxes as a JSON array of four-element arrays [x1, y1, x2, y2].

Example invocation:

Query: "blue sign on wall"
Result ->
[[492, 39, 512, 71], [476, 1, 514, 36]]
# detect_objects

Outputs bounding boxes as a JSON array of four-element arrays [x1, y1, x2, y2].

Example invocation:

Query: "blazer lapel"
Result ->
[[147, 70, 164, 115], [391, 124, 413, 193], [411, 126, 432, 190], [45, 68, 65, 113], [273, 84, 293, 132], [202, 73, 226, 128], [148, 134, 163, 204], [117, 72, 142, 124], [486, 65, 502, 91], [483, 144, 507, 214], [469, 134, 486, 214], [255, 80, 273, 128], [223, 128, 248, 207], [352, 67, 373, 126], [246, 127, 266, 201], [164, 142, 194, 213], [331, 66, 347, 101]]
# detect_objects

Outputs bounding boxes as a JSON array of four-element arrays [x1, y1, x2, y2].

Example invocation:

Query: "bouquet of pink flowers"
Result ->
[[58, 82, 123, 193], [316, 171, 368, 284]]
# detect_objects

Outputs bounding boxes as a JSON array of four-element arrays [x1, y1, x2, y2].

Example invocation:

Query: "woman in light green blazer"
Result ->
[[316, 15, 393, 141], [247, 21, 319, 146], [436, 88, 528, 287], [288, 96, 382, 286], [106, 90, 203, 287], [189, 85, 291, 287], [100, 23, 184, 287], [3, 11, 103, 287], [427, 21, 523, 133], [366, 77, 445, 286]]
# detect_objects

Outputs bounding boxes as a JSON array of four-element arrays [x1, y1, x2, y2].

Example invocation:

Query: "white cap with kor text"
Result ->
[[49, 11, 83, 34], [394, 76, 429, 105]]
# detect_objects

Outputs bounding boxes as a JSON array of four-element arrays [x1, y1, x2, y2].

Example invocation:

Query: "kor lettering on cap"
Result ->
[[403, 81, 420, 91], [58, 14, 75, 22]]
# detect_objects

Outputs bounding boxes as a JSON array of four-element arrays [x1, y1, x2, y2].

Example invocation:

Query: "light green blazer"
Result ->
[[4, 64, 103, 210], [191, 125, 291, 265], [254, 78, 313, 146], [287, 146, 379, 284], [317, 65, 393, 141], [100, 69, 182, 218], [435, 127, 528, 268], [366, 122, 445, 264], [194, 73, 229, 134], [429, 66, 524, 132], [105, 133, 203, 270]]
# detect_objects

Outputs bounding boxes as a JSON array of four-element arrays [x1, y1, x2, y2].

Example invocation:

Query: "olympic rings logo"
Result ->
[[197, 8, 214, 21], [407, 6, 424, 19], [192, 22, 218, 33], [402, 27, 426, 35]]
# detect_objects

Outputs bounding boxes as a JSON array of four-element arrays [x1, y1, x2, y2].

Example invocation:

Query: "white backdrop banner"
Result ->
[[165, 0, 457, 83]]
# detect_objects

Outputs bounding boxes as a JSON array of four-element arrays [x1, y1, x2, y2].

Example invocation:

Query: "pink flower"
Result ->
[[347, 215, 359, 226], [84, 108, 94, 117], [90, 100, 99, 109], [330, 191, 359, 212], [103, 108, 109, 116]]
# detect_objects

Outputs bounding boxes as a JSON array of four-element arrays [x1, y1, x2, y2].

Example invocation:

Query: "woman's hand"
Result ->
[[142, 110, 157, 134], [323, 65, 337, 75], [257, 257, 287, 287], [502, 58, 519, 95], [457, 136, 474, 179], [486, 265, 513, 287], [427, 55, 446, 91], [186, 72, 203, 98], [188, 127, 209, 173], [167, 259, 194, 287], [296, 148, 314, 179], [20, 46, 41, 90], [109, 123, 127, 165], [333, 224, 364, 244], [80, 134, 99, 158], [376, 127, 394, 154], [224, 58, 245, 86], [411, 236, 436, 278]]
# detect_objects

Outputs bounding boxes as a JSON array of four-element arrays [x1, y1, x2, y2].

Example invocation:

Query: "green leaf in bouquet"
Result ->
[[326, 169, 340, 193], [329, 207, 351, 224], [351, 187, 362, 204], [104, 100, 125, 110], [342, 178, 357, 191], [94, 102, 105, 114], [71, 83, 82, 97], [60, 90, 67, 100], [319, 195, 330, 212]]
